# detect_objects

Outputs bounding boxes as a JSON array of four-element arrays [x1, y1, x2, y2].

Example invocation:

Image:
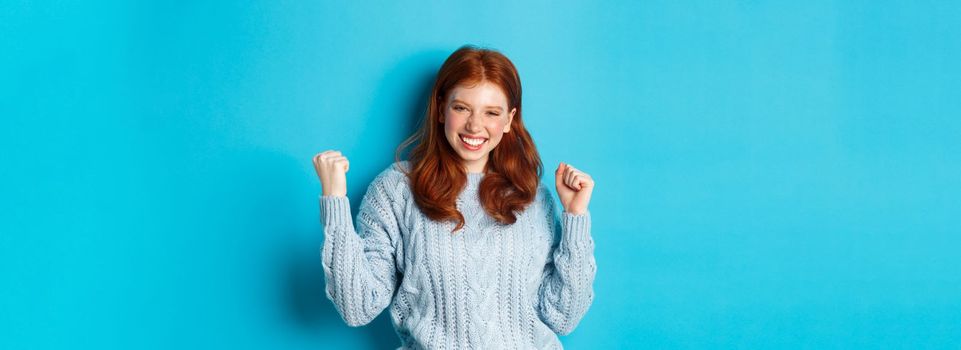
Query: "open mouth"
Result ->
[[459, 134, 488, 151]]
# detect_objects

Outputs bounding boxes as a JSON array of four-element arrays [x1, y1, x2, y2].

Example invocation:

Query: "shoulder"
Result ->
[[392, 160, 412, 174], [530, 178, 559, 235], [368, 161, 412, 198], [534, 178, 557, 213], [371, 160, 410, 182], [536, 178, 554, 200]]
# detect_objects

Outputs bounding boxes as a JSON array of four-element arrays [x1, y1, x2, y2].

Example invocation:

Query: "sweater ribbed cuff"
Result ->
[[319, 195, 353, 231], [561, 211, 592, 246]]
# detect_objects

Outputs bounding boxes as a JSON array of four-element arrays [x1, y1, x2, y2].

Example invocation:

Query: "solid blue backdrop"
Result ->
[[2, 1, 959, 348]]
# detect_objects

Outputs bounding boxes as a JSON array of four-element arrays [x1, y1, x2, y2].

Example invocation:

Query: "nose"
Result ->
[[465, 113, 481, 132]]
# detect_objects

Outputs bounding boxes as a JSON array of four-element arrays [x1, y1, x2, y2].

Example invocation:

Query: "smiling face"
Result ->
[[441, 81, 517, 174]]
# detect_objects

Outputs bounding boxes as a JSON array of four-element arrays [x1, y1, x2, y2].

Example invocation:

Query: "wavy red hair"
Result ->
[[396, 45, 543, 232]]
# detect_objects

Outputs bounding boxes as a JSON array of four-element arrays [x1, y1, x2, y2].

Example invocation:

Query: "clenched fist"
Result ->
[[313, 150, 350, 197], [555, 162, 594, 215]]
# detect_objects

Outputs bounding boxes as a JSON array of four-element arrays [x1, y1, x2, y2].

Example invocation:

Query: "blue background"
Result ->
[[2, 1, 960, 348]]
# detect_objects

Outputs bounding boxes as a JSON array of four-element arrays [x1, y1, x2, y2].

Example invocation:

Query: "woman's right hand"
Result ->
[[313, 150, 349, 197]]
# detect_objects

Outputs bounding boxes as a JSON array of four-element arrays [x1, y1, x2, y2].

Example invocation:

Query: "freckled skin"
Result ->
[[440, 81, 515, 173]]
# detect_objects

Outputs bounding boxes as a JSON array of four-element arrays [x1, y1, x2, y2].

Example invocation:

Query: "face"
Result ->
[[441, 81, 516, 173]]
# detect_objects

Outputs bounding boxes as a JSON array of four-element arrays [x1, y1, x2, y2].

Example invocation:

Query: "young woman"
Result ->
[[312, 45, 596, 349]]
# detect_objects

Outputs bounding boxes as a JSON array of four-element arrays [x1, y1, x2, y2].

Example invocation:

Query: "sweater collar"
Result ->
[[466, 172, 484, 185]]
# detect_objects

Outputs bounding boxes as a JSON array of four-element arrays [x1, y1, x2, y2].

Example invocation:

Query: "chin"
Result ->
[[458, 152, 485, 162]]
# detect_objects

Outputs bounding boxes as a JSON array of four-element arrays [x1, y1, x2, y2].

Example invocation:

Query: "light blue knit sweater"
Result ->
[[319, 161, 596, 349]]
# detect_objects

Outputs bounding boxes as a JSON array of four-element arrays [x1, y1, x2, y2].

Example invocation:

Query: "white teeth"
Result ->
[[461, 135, 486, 146]]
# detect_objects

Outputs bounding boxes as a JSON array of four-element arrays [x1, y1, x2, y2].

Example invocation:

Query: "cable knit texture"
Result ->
[[319, 161, 596, 349]]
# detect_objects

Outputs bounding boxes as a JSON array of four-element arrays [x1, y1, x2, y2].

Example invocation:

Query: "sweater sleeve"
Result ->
[[319, 170, 403, 327], [536, 188, 596, 335]]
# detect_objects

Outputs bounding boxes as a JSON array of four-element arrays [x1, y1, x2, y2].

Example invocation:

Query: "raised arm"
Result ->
[[536, 189, 596, 335], [537, 163, 597, 335], [315, 153, 403, 326]]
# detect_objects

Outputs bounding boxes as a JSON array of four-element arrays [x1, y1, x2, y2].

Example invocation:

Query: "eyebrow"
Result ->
[[451, 99, 504, 111]]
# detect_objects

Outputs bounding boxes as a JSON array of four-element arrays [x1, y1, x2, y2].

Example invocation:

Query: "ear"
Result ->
[[503, 108, 516, 133]]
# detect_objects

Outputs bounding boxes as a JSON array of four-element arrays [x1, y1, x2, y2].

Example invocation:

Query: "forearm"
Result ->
[[539, 211, 596, 335], [319, 195, 394, 326]]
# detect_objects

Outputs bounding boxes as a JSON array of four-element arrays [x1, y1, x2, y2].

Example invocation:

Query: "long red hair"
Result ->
[[395, 45, 543, 232]]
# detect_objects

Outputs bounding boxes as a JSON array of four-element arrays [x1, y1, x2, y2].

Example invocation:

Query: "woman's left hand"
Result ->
[[555, 162, 594, 215]]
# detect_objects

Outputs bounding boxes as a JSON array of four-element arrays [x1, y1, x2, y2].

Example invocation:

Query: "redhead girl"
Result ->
[[313, 45, 596, 349]]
